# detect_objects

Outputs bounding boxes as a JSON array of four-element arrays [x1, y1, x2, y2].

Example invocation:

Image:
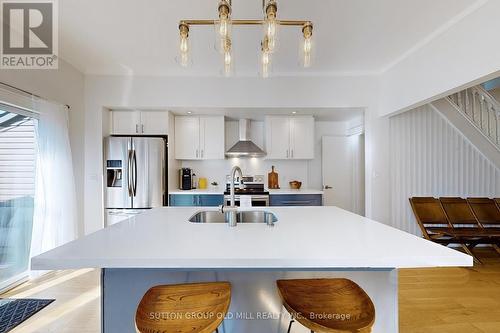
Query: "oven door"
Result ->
[[224, 195, 269, 207]]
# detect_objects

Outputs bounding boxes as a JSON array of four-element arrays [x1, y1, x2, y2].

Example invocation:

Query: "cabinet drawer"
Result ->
[[270, 194, 322, 206]]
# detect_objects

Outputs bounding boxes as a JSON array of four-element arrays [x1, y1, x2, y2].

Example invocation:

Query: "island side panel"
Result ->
[[102, 268, 398, 333]]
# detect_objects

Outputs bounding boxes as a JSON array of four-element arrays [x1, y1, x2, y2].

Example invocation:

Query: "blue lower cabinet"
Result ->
[[169, 194, 224, 207], [169, 194, 197, 206], [199, 195, 224, 206], [270, 194, 323, 206]]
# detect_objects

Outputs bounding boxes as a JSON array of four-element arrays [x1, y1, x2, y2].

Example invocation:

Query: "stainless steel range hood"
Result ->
[[226, 119, 266, 158]]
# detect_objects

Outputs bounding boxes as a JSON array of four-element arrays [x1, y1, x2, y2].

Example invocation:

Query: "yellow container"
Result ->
[[198, 177, 208, 189]]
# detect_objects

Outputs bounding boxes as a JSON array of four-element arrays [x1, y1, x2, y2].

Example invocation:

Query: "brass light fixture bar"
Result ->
[[180, 19, 312, 26], [178, 0, 314, 76]]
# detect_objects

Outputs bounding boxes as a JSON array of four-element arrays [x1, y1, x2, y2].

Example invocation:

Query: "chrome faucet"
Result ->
[[220, 165, 243, 227], [229, 165, 243, 207]]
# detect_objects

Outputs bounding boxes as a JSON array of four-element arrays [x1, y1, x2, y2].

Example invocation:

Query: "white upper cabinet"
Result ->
[[289, 116, 315, 159], [140, 111, 169, 134], [265, 115, 314, 160], [265, 116, 290, 159], [111, 110, 141, 135], [111, 110, 169, 135], [175, 117, 201, 160], [200, 116, 225, 159], [174, 116, 225, 160]]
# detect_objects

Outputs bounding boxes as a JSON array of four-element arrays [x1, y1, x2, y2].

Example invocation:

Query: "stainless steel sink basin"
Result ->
[[189, 210, 278, 224]]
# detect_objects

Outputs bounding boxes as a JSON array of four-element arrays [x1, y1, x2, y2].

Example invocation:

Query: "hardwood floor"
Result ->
[[399, 249, 500, 333], [1, 249, 499, 333]]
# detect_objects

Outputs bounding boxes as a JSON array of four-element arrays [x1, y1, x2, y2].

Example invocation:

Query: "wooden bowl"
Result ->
[[289, 181, 302, 189]]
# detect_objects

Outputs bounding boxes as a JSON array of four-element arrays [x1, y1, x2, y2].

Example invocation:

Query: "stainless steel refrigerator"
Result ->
[[104, 136, 167, 226]]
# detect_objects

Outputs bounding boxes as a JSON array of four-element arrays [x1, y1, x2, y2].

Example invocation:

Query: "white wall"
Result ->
[[178, 120, 351, 191], [1, 60, 86, 237], [389, 104, 500, 235]]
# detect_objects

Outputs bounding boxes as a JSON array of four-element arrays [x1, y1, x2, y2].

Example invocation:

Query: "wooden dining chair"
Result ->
[[135, 282, 231, 333], [467, 198, 500, 255], [276, 278, 375, 333], [409, 197, 456, 244], [439, 197, 496, 262], [495, 198, 500, 210], [467, 198, 500, 228]]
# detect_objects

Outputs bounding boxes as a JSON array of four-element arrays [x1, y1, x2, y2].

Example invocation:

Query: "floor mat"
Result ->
[[0, 298, 54, 333]]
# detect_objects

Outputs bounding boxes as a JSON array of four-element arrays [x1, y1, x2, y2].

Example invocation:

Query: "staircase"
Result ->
[[447, 85, 500, 150]]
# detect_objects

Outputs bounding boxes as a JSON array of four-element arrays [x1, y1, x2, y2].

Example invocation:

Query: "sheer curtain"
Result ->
[[31, 99, 77, 260]]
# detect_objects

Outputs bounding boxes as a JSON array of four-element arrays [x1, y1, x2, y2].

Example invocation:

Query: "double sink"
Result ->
[[189, 210, 278, 224]]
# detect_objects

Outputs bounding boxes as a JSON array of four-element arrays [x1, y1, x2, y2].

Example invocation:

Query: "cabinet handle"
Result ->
[[135, 124, 139, 133], [201, 149, 204, 158], [196, 149, 199, 158], [286, 150, 289, 158], [282, 201, 313, 205], [141, 124, 144, 133], [291, 149, 294, 158]]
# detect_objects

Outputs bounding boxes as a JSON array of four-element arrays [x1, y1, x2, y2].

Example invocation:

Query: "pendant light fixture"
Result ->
[[178, 0, 314, 77]]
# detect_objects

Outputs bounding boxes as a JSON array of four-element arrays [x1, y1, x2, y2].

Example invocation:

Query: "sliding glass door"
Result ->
[[0, 105, 37, 290]]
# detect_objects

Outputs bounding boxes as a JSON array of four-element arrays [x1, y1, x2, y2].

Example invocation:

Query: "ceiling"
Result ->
[[59, 0, 480, 77]]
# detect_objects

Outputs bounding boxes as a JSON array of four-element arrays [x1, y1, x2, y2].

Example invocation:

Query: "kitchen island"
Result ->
[[32, 206, 472, 333]]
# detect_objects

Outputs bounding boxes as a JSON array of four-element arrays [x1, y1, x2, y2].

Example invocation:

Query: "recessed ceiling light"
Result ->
[[292, 111, 297, 114], [187, 111, 192, 114]]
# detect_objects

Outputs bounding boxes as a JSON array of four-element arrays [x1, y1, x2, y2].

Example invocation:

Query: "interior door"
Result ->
[[174, 117, 200, 159], [290, 116, 314, 159], [266, 116, 290, 159], [200, 116, 224, 159], [132, 137, 165, 208], [105, 137, 132, 208], [322, 136, 354, 211]]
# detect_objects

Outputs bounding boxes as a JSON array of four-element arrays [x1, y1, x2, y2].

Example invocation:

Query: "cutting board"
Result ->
[[268, 166, 280, 189]]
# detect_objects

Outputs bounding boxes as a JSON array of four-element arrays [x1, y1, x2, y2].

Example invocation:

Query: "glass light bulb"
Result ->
[[262, 63, 269, 78], [262, 51, 270, 66], [303, 52, 311, 68], [265, 19, 277, 39], [180, 52, 189, 67], [224, 51, 231, 66], [219, 19, 230, 38], [180, 37, 189, 53], [303, 37, 312, 53], [224, 63, 232, 77]]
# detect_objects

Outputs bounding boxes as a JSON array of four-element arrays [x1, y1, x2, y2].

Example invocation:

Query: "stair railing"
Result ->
[[448, 85, 500, 150]]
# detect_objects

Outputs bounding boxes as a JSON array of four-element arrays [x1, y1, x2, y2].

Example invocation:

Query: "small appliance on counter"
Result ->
[[268, 165, 280, 189], [179, 168, 193, 190]]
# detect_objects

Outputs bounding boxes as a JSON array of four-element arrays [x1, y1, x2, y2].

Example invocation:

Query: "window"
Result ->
[[0, 104, 38, 290]]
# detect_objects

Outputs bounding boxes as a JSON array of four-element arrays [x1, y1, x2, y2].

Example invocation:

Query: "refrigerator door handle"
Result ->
[[132, 149, 138, 197], [127, 150, 133, 197]]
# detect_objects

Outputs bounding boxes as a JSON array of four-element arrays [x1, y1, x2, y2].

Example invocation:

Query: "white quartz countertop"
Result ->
[[268, 189, 324, 195], [169, 189, 224, 195], [32, 207, 472, 270], [170, 189, 324, 195]]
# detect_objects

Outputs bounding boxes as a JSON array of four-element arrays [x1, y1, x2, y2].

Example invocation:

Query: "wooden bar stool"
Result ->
[[277, 278, 375, 333], [135, 282, 231, 333]]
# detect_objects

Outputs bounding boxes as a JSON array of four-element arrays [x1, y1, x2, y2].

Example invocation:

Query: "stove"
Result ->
[[224, 174, 269, 206]]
